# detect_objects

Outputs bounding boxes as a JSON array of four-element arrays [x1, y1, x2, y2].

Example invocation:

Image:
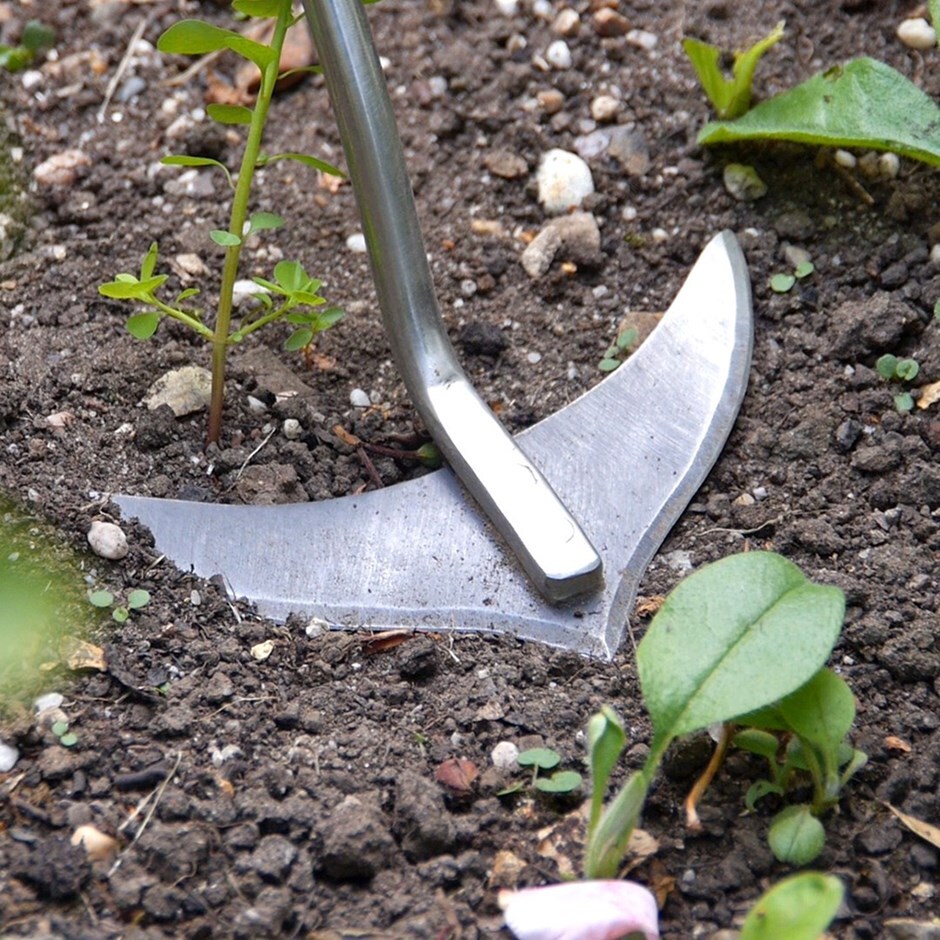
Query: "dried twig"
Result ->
[[97, 16, 151, 124]]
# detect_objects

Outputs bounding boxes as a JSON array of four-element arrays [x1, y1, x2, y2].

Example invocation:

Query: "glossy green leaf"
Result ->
[[157, 19, 275, 70], [638, 552, 845, 754], [258, 151, 346, 177], [247, 211, 284, 234], [88, 590, 114, 608], [587, 706, 627, 831], [517, 748, 560, 771], [207, 103, 253, 125], [99, 275, 168, 299], [733, 729, 780, 763], [127, 589, 151, 610], [778, 669, 855, 757], [58, 731, 78, 747], [794, 260, 815, 279], [535, 771, 583, 794], [211, 230, 242, 247], [768, 804, 825, 865], [112, 606, 130, 623], [232, 0, 286, 17], [273, 260, 307, 291], [741, 872, 843, 940], [770, 273, 795, 293], [126, 312, 161, 340], [284, 328, 314, 351], [699, 58, 940, 168], [683, 21, 785, 120], [161, 154, 234, 189]]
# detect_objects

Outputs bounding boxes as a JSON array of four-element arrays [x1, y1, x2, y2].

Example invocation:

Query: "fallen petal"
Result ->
[[500, 880, 660, 940]]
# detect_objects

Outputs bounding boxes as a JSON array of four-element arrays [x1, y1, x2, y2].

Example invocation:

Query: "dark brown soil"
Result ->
[[2, 0, 940, 937]]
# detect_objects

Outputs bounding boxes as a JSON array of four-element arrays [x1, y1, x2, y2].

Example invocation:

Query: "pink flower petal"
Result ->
[[500, 880, 660, 940]]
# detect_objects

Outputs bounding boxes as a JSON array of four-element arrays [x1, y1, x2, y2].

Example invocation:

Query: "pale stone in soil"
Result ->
[[897, 17, 936, 50], [145, 366, 212, 417], [723, 163, 767, 201], [87, 520, 129, 560], [536, 149, 594, 213]]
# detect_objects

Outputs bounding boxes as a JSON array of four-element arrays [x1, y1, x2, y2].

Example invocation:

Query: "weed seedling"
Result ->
[[99, 0, 346, 444], [876, 353, 920, 413], [499, 747, 583, 796], [0, 20, 54, 72], [598, 327, 638, 373], [51, 719, 78, 748], [769, 259, 814, 294], [89, 588, 151, 623]]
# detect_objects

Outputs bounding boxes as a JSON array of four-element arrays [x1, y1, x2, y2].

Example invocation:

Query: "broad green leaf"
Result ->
[[157, 20, 275, 70], [794, 260, 815, 279], [314, 307, 345, 330], [535, 771, 583, 794], [733, 729, 780, 763], [273, 259, 306, 291], [741, 872, 844, 940], [99, 275, 168, 299], [127, 589, 151, 610], [161, 154, 234, 189], [126, 312, 161, 340], [598, 358, 620, 372], [682, 21, 785, 120], [112, 607, 130, 623], [587, 707, 626, 830], [258, 151, 346, 177], [699, 58, 940, 168], [770, 273, 795, 293], [88, 590, 114, 608], [768, 804, 825, 865], [207, 103, 253, 125], [583, 770, 648, 880], [777, 669, 855, 757], [247, 211, 284, 234], [284, 327, 314, 351], [517, 748, 560, 771], [232, 0, 286, 17], [638, 552, 845, 754], [745, 779, 784, 812], [876, 354, 899, 380], [211, 230, 242, 247], [58, 731, 78, 747]]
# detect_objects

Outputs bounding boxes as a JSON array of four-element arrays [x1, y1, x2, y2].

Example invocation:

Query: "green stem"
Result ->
[[230, 299, 293, 343], [206, 2, 292, 445], [149, 298, 213, 339]]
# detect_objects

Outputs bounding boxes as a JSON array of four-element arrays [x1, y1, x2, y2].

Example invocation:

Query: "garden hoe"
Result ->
[[115, 0, 753, 658]]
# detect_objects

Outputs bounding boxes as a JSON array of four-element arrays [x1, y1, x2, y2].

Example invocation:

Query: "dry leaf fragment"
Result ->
[[359, 630, 412, 655], [635, 595, 665, 618], [916, 379, 940, 410], [60, 636, 108, 672], [435, 757, 479, 794], [250, 640, 274, 661], [884, 735, 912, 753], [885, 803, 940, 849], [71, 824, 119, 862], [489, 849, 527, 888]]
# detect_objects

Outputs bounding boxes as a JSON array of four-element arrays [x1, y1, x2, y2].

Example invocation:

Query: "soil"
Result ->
[[2, 0, 940, 937]]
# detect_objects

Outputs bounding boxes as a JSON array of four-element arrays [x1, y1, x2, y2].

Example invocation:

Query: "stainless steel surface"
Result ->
[[115, 230, 753, 659], [302, 0, 601, 601]]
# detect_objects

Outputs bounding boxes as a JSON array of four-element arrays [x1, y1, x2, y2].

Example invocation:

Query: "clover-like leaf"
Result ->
[[158, 19, 275, 70], [211, 230, 242, 248], [207, 103, 253, 125], [517, 748, 561, 771], [284, 328, 314, 351], [535, 771, 583, 794], [247, 211, 284, 235], [127, 589, 151, 610], [126, 312, 161, 340], [161, 154, 234, 189]]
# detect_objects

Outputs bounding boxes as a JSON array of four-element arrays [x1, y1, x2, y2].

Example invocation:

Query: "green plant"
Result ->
[[582, 551, 848, 879], [99, 0, 346, 444], [0, 20, 54, 72], [51, 719, 78, 748], [89, 588, 151, 623], [876, 353, 920, 413], [770, 259, 814, 294], [499, 747, 583, 796], [682, 21, 785, 120], [598, 327, 638, 372], [733, 668, 868, 864], [739, 872, 844, 940]]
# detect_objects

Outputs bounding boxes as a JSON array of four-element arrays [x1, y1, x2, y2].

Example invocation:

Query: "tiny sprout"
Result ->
[[599, 326, 638, 372], [499, 747, 583, 796], [52, 719, 78, 748], [88, 587, 151, 622], [876, 354, 921, 413], [770, 260, 814, 294], [933, 299, 940, 320], [0, 20, 55, 73]]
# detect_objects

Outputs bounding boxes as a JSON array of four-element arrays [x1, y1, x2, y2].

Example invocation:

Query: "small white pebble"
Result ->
[[34, 692, 65, 713], [246, 395, 268, 414], [532, 0, 552, 19], [494, 0, 519, 15], [833, 149, 856, 169], [651, 227, 668, 243], [552, 9, 580, 36], [930, 243, 940, 264], [21, 69, 43, 91], [349, 388, 370, 408], [626, 28, 658, 51], [491, 740, 520, 771], [537, 148, 595, 213], [282, 418, 303, 440], [305, 618, 329, 638], [346, 232, 367, 253], [878, 151, 900, 179], [897, 17, 936, 51], [87, 521, 129, 560], [527, 351, 542, 364], [190, 590, 201, 606], [590, 94, 620, 123], [545, 40, 572, 70], [0, 740, 18, 773]]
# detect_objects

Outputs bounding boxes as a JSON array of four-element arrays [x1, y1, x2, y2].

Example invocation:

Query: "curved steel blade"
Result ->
[[115, 231, 752, 659]]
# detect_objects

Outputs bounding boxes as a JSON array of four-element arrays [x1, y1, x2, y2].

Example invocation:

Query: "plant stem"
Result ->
[[206, 3, 292, 445]]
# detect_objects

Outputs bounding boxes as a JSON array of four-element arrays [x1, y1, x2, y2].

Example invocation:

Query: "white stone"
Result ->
[[494, 0, 519, 15], [282, 418, 303, 440], [545, 40, 572, 70], [349, 388, 370, 408], [144, 365, 212, 416], [0, 741, 19, 773], [626, 28, 658, 51], [34, 692, 64, 712], [834, 149, 857, 169], [552, 9, 580, 36], [33, 149, 90, 188], [897, 17, 936, 50], [930, 243, 940, 265], [250, 640, 274, 661], [87, 521, 129, 560], [491, 740, 520, 771], [536, 149, 595, 214], [346, 232, 367, 253], [590, 94, 620, 123], [878, 152, 900, 179]]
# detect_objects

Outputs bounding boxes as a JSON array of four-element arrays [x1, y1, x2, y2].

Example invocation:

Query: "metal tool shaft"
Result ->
[[302, 0, 602, 601]]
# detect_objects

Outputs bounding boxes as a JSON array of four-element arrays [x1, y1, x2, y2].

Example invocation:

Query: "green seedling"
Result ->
[[0, 20, 54, 73], [51, 719, 78, 748], [740, 871, 844, 940], [769, 260, 814, 294], [598, 327, 638, 373], [682, 21, 784, 121], [582, 551, 847, 879], [99, 0, 346, 444], [876, 353, 920, 414], [733, 668, 868, 864], [89, 588, 151, 623], [499, 747, 583, 796]]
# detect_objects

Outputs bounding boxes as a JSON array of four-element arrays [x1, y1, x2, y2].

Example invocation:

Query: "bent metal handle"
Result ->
[[302, 0, 602, 601]]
